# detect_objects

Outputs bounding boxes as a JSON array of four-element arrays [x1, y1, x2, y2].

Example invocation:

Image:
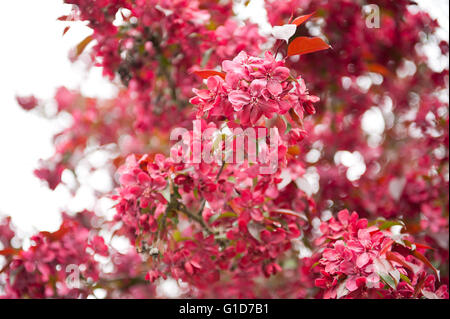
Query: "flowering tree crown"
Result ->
[[3, 0, 449, 299]]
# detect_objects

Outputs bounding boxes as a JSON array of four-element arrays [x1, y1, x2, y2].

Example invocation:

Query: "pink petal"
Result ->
[[222, 60, 242, 74], [272, 66, 290, 81], [296, 77, 307, 94], [259, 99, 279, 116], [367, 273, 380, 284], [239, 105, 251, 125], [260, 229, 271, 242], [184, 261, 194, 275], [356, 252, 370, 268], [249, 79, 267, 96], [323, 248, 339, 261], [337, 209, 350, 225], [250, 208, 264, 222], [206, 76, 220, 90], [267, 79, 283, 96], [193, 88, 211, 100], [250, 106, 263, 125], [119, 173, 136, 185], [345, 276, 359, 292], [228, 90, 251, 110], [138, 172, 152, 184], [278, 99, 291, 113]]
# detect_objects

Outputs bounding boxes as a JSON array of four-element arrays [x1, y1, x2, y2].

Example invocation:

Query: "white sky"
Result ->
[[0, 0, 115, 235], [0, 0, 448, 236]]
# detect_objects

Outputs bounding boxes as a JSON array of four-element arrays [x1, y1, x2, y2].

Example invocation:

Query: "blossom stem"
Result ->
[[177, 203, 216, 235]]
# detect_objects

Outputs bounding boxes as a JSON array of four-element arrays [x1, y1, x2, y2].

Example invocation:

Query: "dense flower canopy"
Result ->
[[2, 0, 449, 299]]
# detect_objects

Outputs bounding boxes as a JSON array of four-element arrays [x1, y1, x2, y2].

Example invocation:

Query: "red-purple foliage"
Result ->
[[3, 0, 448, 299]]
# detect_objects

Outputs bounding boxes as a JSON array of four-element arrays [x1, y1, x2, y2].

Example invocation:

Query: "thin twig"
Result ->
[[215, 161, 226, 182], [177, 203, 216, 235]]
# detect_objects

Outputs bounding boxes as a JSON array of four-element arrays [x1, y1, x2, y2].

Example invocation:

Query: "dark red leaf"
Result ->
[[292, 12, 315, 26], [287, 37, 330, 57], [412, 250, 440, 280], [413, 272, 427, 298], [386, 251, 419, 274], [0, 248, 20, 256], [75, 35, 93, 58], [414, 242, 434, 251], [380, 239, 394, 256], [367, 63, 392, 77], [193, 70, 226, 80], [63, 26, 70, 36], [41, 221, 73, 242]]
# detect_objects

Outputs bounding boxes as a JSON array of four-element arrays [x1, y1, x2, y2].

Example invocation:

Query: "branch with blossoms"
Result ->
[[6, 0, 449, 299], [107, 12, 447, 298]]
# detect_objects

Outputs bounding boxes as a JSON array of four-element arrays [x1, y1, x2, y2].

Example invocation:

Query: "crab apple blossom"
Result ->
[[0, 213, 109, 298], [3, 0, 448, 300], [313, 209, 448, 299]]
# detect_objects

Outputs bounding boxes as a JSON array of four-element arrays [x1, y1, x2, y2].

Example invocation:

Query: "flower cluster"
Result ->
[[314, 210, 448, 299], [112, 154, 170, 240], [264, 1, 449, 292], [0, 213, 108, 298], [191, 51, 319, 129], [5, 0, 448, 299]]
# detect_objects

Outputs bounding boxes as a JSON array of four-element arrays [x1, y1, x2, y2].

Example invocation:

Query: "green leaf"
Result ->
[[172, 230, 189, 242], [285, 121, 292, 135], [208, 212, 236, 224], [378, 220, 405, 230], [218, 211, 238, 219], [311, 261, 320, 269], [173, 230, 182, 242], [374, 257, 398, 289], [283, 259, 297, 270], [272, 208, 308, 221], [378, 272, 397, 290], [193, 188, 199, 200], [400, 273, 411, 284]]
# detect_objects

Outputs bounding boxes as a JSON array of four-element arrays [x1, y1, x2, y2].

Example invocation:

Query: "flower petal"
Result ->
[[228, 90, 251, 110]]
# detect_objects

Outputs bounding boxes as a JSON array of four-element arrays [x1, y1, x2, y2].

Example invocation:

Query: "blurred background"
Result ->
[[0, 0, 448, 235]]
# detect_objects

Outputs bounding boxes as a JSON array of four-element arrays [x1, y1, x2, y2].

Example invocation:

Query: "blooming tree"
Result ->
[[2, 0, 448, 299]]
